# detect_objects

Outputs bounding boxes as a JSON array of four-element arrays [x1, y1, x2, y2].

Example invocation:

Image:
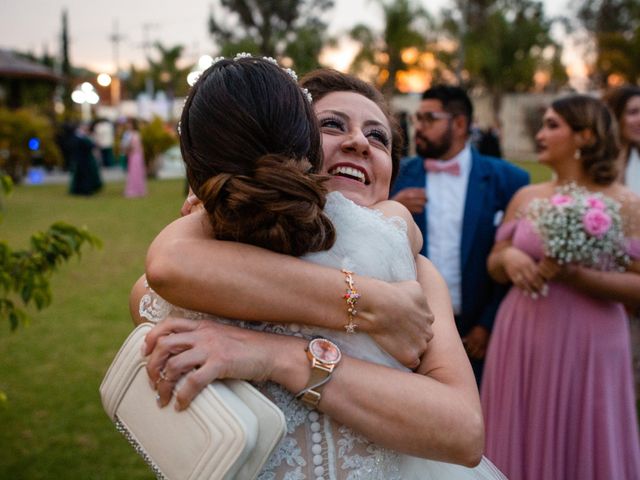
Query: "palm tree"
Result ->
[[148, 42, 189, 121]]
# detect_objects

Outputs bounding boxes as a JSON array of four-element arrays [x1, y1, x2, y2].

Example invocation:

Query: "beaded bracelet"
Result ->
[[341, 269, 360, 333]]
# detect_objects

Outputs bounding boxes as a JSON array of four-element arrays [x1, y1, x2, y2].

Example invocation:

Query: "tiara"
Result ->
[[187, 53, 312, 103], [178, 53, 313, 136]]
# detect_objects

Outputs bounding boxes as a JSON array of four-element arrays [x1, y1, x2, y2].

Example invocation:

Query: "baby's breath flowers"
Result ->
[[528, 184, 630, 271]]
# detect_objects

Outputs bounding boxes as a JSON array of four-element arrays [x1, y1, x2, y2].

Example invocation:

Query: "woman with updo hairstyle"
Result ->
[[604, 85, 640, 414], [604, 85, 640, 195], [549, 94, 621, 184], [130, 62, 509, 478], [178, 56, 334, 256], [481, 94, 640, 479]]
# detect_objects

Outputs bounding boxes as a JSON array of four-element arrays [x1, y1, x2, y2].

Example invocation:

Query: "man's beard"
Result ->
[[415, 125, 453, 159]]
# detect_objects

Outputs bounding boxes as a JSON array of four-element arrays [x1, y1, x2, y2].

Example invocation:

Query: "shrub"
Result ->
[[140, 116, 178, 177], [0, 109, 62, 182]]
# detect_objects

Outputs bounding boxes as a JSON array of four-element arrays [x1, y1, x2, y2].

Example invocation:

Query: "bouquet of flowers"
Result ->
[[527, 184, 630, 271]]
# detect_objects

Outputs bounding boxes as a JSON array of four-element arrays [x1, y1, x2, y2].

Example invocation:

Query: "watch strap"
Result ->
[[296, 361, 334, 409]]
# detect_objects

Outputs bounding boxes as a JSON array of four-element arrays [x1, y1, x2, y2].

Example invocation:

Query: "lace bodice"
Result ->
[[140, 192, 505, 479], [140, 193, 416, 479]]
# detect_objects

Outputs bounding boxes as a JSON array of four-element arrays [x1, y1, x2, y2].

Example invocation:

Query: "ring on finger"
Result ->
[[155, 369, 168, 386]]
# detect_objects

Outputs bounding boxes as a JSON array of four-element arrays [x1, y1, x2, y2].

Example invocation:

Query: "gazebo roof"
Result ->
[[0, 49, 60, 82]]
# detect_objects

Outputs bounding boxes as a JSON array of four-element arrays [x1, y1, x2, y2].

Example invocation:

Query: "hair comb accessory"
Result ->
[[178, 53, 313, 135], [210, 53, 313, 103]]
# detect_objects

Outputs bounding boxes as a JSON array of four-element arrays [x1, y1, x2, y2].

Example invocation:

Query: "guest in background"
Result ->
[[91, 118, 116, 168], [122, 118, 146, 198], [482, 94, 640, 479], [391, 85, 529, 384], [604, 85, 640, 399], [604, 85, 640, 194], [69, 123, 103, 196], [476, 124, 503, 159]]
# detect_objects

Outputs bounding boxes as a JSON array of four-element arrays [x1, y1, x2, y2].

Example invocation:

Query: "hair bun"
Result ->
[[198, 154, 335, 256]]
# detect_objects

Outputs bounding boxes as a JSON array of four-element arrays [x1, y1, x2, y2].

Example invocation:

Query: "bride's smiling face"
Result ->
[[314, 91, 393, 207]]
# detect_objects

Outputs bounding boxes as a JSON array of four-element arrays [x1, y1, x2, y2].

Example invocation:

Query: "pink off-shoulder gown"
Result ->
[[481, 219, 640, 480]]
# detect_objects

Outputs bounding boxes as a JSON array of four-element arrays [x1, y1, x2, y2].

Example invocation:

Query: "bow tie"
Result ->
[[424, 159, 461, 176]]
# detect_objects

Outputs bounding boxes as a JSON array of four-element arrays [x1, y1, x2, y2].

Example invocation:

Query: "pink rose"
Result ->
[[551, 194, 573, 206], [585, 196, 606, 210], [583, 208, 612, 237]]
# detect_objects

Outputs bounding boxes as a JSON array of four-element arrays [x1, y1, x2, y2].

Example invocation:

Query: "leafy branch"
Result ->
[[0, 222, 101, 331], [0, 173, 101, 332]]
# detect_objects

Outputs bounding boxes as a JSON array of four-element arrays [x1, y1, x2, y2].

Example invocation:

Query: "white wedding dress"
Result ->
[[140, 191, 506, 479]]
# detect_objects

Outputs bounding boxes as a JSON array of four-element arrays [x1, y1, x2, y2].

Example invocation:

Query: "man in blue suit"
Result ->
[[391, 85, 529, 384]]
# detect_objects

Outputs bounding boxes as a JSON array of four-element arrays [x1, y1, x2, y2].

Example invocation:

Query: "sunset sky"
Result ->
[[1, 0, 578, 86]]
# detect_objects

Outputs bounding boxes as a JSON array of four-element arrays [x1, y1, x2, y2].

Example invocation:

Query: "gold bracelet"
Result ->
[[341, 269, 360, 334]]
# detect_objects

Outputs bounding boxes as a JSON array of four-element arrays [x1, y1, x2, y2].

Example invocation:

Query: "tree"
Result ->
[[442, 0, 566, 121], [207, 0, 334, 73], [60, 9, 73, 120], [147, 42, 190, 119], [349, 0, 433, 96], [575, 0, 640, 87]]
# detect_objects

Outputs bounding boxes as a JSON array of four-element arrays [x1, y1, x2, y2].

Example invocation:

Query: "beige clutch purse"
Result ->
[[100, 323, 286, 480]]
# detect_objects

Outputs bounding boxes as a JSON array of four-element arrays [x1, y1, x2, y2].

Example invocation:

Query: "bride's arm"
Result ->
[[146, 255, 483, 466], [138, 211, 433, 367]]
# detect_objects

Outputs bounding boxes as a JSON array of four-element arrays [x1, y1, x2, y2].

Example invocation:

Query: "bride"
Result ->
[[131, 58, 504, 479]]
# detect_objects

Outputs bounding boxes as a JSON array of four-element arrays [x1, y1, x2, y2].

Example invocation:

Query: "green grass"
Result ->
[[512, 159, 553, 184], [0, 163, 549, 479], [0, 179, 185, 480]]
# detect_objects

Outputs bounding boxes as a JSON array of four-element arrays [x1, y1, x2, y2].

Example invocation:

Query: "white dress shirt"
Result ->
[[626, 147, 640, 196], [425, 145, 472, 315]]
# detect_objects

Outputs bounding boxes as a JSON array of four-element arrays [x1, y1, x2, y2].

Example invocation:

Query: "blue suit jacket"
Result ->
[[390, 150, 530, 337]]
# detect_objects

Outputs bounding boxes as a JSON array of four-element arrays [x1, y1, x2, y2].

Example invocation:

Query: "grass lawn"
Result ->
[[0, 178, 185, 480], [0, 161, 548, 479], [512, 159, 552, 184]]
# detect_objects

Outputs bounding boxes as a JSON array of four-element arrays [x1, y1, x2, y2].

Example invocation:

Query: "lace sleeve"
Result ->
[[138, 278, 172, 323]]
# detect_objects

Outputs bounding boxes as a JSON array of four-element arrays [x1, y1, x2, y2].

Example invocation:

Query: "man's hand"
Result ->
[[462, 325, 490, 360], [391, 188, 427, 214]]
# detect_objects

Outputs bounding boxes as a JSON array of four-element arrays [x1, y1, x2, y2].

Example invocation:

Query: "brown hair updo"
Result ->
[[551, 94, 620, 185], [300, 68, 404, 184], [180, 56, 335, 256]]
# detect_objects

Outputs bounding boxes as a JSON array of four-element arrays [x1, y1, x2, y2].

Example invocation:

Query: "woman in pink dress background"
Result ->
[[481, 94, 640, 479], [122, 118, 147, 198]]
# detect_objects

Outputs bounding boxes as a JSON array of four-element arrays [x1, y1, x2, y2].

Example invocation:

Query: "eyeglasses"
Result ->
[[412, 111, 452, 125]]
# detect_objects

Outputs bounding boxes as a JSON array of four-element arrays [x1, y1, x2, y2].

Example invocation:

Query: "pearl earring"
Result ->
[[574, 148, 581, 160]]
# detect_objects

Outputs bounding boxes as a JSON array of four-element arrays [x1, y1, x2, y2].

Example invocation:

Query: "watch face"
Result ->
[[309, 338, 341, 364]]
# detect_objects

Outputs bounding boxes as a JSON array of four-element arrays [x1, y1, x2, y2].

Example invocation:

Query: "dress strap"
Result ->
[[495, 219, 518, 242], [626, 237, 640, 261]]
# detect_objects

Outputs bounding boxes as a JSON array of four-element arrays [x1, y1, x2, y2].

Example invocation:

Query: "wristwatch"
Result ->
[[297, 337, 342, 409]]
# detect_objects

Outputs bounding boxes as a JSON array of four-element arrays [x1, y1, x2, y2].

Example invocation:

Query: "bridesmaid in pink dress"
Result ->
[[481, 95, 640, 479], [123, 118, 147, 198]]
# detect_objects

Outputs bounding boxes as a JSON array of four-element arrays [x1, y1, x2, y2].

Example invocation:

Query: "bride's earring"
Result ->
[[574, 148, 581, 160]]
